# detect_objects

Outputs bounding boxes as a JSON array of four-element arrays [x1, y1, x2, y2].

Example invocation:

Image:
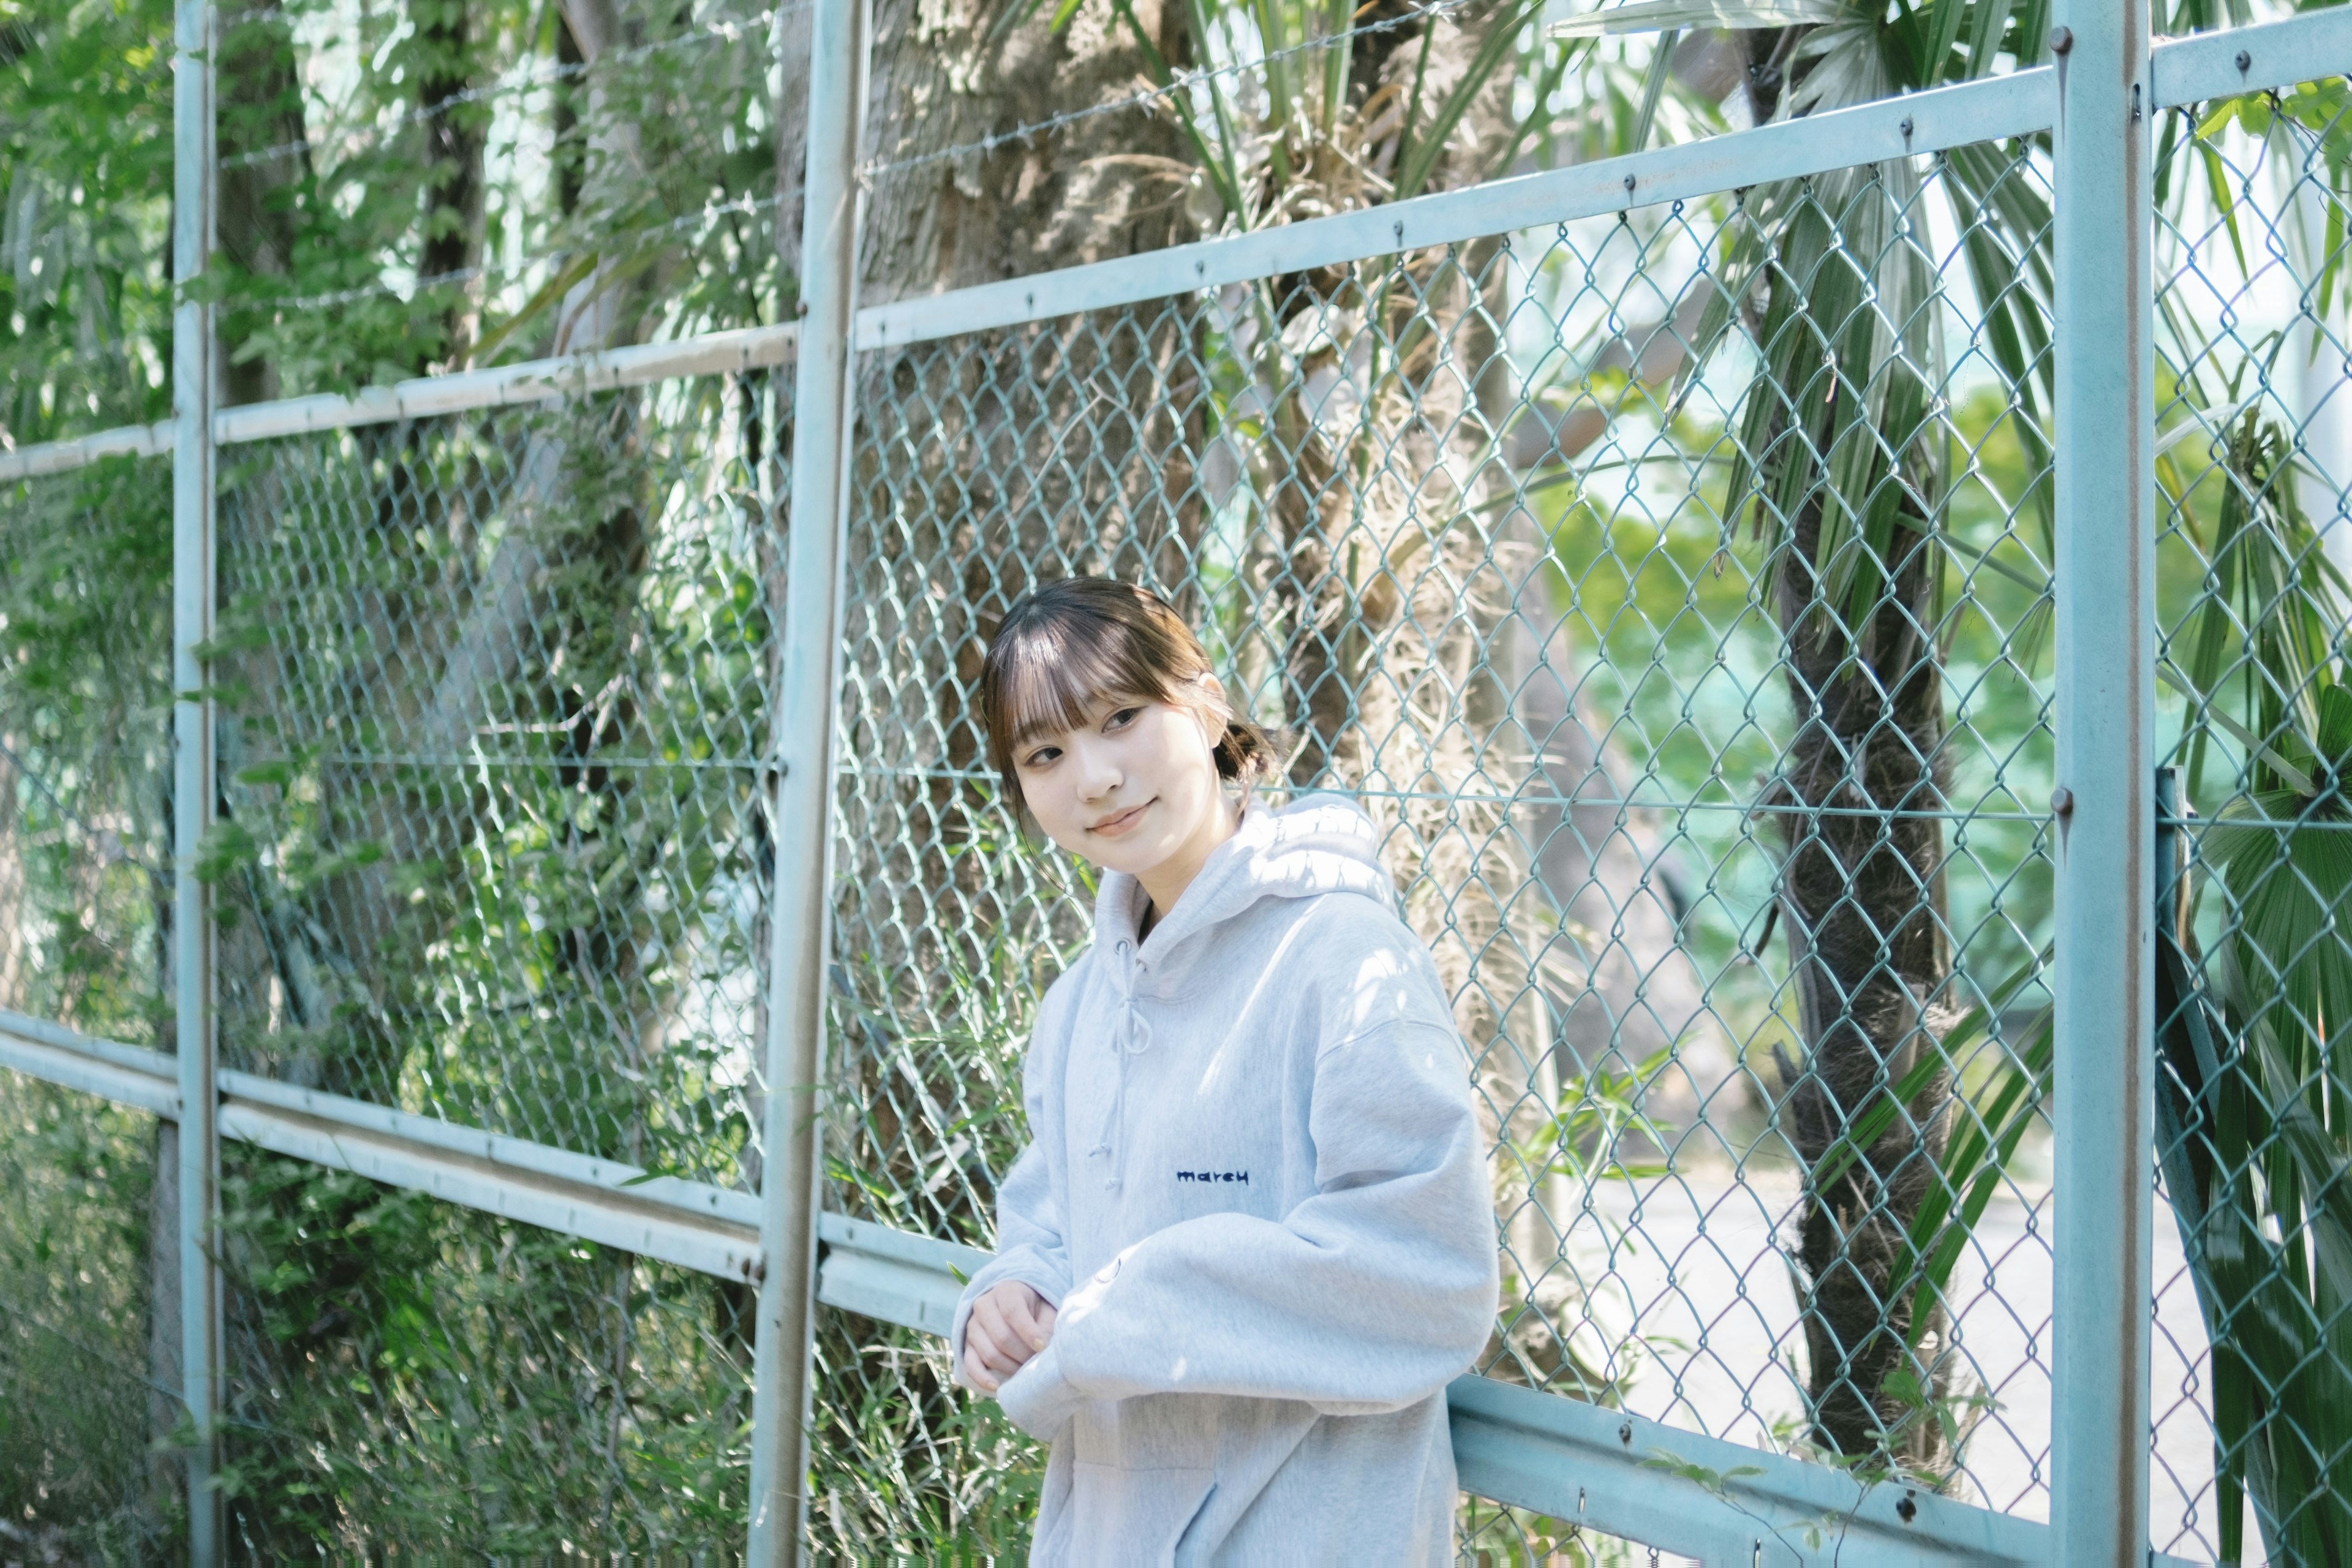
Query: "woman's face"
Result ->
[[1011, 685, 1230, 883]]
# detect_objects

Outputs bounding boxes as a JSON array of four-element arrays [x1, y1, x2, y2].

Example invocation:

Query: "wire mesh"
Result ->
[[0, 1073, 175, 1561], [211, 379, 785, 1185], [203, 372, 786, 1550], [2152, 73, 2352, 1567], [218, 1165, 756, 1555], [214, 0, 794, 368], [0, 459, 177, 1558], [821, 137, 2065, 1547], [0, 458, 173, 1046]]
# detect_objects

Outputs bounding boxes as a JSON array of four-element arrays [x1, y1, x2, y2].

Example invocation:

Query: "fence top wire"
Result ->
[[217, 2, 813, 172], [853, 2, 2337, 198], [855, 0, 1482, 186], [0, 17, 2315, 476]]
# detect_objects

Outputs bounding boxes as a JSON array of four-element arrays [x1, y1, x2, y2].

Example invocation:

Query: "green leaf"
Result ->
[[2199, 140, 2250, 277], [194, 818, 262, 884], [1395, 0, 1547, 202], [1811, 944, 2051, 1194], [466, 249, 604, 369], [1921, 0, 1970, 77]]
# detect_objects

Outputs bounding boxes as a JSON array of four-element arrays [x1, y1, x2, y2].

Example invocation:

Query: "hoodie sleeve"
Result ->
[[996, 1009, 1498, 1433], [951, 990, 1076, 1392]]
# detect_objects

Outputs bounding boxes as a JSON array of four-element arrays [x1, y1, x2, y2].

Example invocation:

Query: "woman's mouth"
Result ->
[[1090, 801, 1153, 837]]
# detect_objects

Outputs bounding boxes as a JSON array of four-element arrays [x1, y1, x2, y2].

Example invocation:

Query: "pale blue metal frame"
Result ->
[[170, 0, 222, 1558], [2049, 1, 2160, 1562], [745, 0, 873, 1556]]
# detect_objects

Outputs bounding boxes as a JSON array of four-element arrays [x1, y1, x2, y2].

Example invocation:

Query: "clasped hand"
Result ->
[[961, 1280, 1057, 1394]]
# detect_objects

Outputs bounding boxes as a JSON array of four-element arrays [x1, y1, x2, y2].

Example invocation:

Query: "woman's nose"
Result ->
[[1076, 743, 1121, 799]]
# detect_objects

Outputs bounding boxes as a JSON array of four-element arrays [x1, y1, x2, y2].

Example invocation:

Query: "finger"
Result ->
[[968, 1301, 1008, 1361], [1035, 1300, 1057, 1341], [1005, 1292, 1052, 1352], [965, 1319, 1009, 1378], [976, 1290, 1028, 1346], [978, 1321, 1032, 1378]]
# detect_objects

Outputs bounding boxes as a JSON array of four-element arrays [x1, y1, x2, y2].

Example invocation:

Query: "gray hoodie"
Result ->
[[951, 793, 1499, 1566]]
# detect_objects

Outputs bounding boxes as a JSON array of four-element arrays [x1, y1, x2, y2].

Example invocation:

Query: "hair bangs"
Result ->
[[992, 610, 1170, 755]]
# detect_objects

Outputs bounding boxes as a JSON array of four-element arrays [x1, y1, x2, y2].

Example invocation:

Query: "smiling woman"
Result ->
[[954, 575, 1499, 1566], [981, 580, 1280, 933]]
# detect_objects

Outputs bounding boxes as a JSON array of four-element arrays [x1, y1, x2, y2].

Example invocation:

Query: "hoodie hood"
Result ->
[[1090, 791, 1396, 981]]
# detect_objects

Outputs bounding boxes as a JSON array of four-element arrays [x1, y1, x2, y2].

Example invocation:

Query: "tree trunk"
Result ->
[[216, 10, 307, 407], [802, 2, 1202, 1550], [831, 0, 1199, 1166], [1221, 1, 1634, 1391], [1770, 490, 1961, 1472], [414, 0, 488, 369], [1709, 37, 1966, 1477]]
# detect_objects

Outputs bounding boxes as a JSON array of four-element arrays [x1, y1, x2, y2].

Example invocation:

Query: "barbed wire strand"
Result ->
[[219, 1, 812, 172], [858, 0, 1480, 185], [0, 149, 786, 292]]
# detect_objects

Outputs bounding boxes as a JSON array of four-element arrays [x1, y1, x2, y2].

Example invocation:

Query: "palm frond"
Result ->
[[1547, 0, 1843, 37]]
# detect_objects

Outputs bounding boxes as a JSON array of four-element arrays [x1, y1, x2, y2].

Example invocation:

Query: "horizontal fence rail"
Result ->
[[0, 1010, 2212, 1567]]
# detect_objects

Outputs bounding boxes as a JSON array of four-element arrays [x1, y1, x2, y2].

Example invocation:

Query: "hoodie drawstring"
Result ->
[[1088, 938, 1153, 1190]]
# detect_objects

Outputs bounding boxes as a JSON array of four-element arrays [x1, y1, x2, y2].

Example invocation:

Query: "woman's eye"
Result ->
[[1105, 707, 1140, 731], [1022, 745, 1060, 768]]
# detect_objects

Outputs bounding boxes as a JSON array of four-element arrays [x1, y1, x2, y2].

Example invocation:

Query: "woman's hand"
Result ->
[[962, 1281, 1057, 1394]]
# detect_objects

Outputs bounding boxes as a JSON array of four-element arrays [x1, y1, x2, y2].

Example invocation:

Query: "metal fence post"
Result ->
[[170, 0, 222, 1558], [2049, 0, 2156, 1561], [745, 0, 869, 1556]]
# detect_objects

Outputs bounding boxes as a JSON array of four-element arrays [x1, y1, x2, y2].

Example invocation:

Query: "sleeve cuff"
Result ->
[[994, 1335, 1086, 1439]]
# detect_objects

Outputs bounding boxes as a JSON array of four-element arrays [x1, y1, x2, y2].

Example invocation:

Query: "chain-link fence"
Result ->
[[820, 135, 2065, 1555], [200, 375, 786, 1552], [0, 456, 177, 1561], [6, 9, 2352, 1564], [0, 457, 173, 1044], [2154, 74, 2352, 1566], [0, 1074, 172, 1561]]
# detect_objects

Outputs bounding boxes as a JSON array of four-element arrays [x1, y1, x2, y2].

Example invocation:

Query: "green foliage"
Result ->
[[0, 1072, 170, 1561], [0, 0, 176, 440], [0, 455, 173, 1044], [1, 0, 792, 428], [813, 833, 1090, 1549], [808, 1315, 1046, 1558], [2158, 404, 2352, 1565], [1810, 948, 2052, 1333], [219, 1146, 752, 1555]]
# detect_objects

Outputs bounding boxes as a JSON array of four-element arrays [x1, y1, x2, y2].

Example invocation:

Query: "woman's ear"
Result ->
[[1192, 672, 1235, 739]]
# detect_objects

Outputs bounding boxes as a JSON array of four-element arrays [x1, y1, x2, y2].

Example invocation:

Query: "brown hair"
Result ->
[[978, 577, 1278, 814]]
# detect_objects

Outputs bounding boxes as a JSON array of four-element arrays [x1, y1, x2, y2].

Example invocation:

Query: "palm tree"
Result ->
[[2151, 88, 2352, 1556], [1077, 0, 2062, 1475], [1530, 0, 2058, 1476]]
